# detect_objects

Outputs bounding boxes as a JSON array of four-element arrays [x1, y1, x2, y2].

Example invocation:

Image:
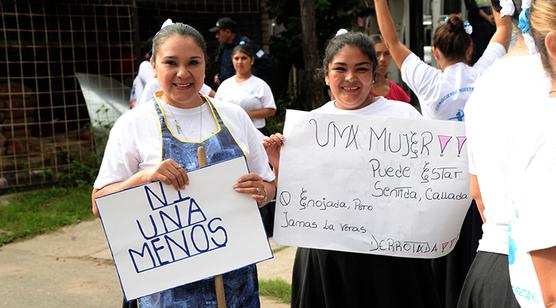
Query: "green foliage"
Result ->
[[259, 278, 292, 304], [0, 186, 94, 246], [92, 104, 115, 158], [54, 104, 115, 187], [56, 154, 100, 187]]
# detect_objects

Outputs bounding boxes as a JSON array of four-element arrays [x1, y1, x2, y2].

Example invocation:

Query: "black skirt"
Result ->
[[291, 247, 442, 308], [457, 251, 520, 308], [432, 202, 484, 308]]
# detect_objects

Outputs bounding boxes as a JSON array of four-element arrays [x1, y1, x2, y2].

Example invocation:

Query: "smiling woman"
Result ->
[[215, 42, 277, 136], [152, 34, 205, 109], [262, 32, 441, 308], [91, 22, 276, 308]]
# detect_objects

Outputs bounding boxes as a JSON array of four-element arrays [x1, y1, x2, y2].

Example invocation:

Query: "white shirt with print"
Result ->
[[402, 42, 505, 121]]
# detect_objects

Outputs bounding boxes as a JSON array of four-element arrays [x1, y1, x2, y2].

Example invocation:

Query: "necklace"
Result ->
[[164, 99, 204, 142]]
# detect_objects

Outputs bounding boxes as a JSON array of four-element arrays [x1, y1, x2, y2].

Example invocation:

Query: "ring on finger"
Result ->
[[256, 187, 262, 194]]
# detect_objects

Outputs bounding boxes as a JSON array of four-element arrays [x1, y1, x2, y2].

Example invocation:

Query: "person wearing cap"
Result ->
[[209, 17, 271, 86]]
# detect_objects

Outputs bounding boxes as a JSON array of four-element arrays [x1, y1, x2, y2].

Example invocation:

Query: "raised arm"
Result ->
[[489, 6, 513, 50], [374, 0, 413, 68]]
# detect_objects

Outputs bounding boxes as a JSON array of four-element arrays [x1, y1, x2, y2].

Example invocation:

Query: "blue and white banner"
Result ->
[[96, 157, 272, 300]]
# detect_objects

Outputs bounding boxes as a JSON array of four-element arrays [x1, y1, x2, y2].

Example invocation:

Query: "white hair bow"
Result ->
[[499, 0, 515, 17], [161, 18, 174, 30], [335, 29, 348, 36]]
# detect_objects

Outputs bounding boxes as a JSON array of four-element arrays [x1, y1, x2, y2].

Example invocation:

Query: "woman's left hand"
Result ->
[[234, 173, 268, 207]]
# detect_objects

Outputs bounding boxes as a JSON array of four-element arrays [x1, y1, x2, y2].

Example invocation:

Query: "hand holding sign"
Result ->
[[142, 159, 189, 191], [262, 133, 285, 171], [95, 157, 272, 300]]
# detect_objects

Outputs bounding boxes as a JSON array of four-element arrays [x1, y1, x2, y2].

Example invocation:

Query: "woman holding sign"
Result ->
[[264, 32, 441, 307], [92, 22, 275, 307]]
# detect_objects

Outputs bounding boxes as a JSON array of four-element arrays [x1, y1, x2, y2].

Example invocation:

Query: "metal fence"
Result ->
[[0, 0, 263, 192], [0, 0, 134, 191]]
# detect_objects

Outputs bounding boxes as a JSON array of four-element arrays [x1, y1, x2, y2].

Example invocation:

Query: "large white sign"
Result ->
[[274, 110, 471, 258], [96, 157, 272, 300]]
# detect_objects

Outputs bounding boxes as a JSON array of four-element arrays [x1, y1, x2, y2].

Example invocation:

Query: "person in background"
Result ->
[[91, 21, 275, 307], [129, 52, 154, 108], [214, 42, 276, 237], [374, 0, 511, 121], [209, 17, 272, 86], [506, 0, 556, 306], [369, 34, 411, 103], [263, 32, 440, 308], [374, 1, 512, 306], [214, 43, 276, 136]]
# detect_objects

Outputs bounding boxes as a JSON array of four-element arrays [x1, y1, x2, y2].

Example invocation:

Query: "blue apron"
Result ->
[[137, 97, 260, 308]]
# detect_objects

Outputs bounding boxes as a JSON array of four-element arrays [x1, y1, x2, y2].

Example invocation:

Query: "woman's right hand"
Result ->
[[262, 133, 285, 171], [91, 159, 188, 217], [142, 159, 189, 191]]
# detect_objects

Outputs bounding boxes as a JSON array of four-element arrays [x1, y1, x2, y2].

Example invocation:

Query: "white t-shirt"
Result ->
[[313, 96, 422, 119], [137, 61, 154, 84], [215, 75, 276, 129], [94, 96, 274, 190], [465, 54, 550, 255], [138, 79, 213, 107], [401, 42, 506, 121], [507, 98, 556, 308], [134, 61, 154, 101]]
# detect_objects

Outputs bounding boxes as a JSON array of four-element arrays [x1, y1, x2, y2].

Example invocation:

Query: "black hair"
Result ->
[[232, 42, 254, 59], [322, 32, 378, 80], [369, 34, 384, 45], [152, 23, 207, 62]]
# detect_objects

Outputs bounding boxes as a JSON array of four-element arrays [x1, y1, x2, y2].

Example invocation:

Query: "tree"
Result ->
[[268, 0, 372, 111], [299, 0, 323, 109]]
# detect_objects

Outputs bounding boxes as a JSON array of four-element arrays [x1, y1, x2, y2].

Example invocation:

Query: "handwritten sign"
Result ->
[[95, 157, 272, 300], [274, 110, 471, 258]]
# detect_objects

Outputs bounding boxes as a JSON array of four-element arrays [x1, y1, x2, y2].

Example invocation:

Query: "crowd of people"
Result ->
[[96, 0, 556, 307]]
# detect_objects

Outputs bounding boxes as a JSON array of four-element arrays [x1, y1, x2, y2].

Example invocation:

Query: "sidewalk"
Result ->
[[0, 219, 295, 307]]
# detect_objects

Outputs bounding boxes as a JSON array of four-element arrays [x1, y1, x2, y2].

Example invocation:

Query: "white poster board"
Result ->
[[95, 157, 272, 300], [274, 110, 471, 258]]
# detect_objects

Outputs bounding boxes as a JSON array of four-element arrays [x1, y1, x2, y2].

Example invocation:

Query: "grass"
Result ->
[[259, 278, 292, 304], [0, 185, 94, 246]]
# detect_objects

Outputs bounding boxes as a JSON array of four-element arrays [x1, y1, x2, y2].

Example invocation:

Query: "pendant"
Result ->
[[174, 120, 183, 135]]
